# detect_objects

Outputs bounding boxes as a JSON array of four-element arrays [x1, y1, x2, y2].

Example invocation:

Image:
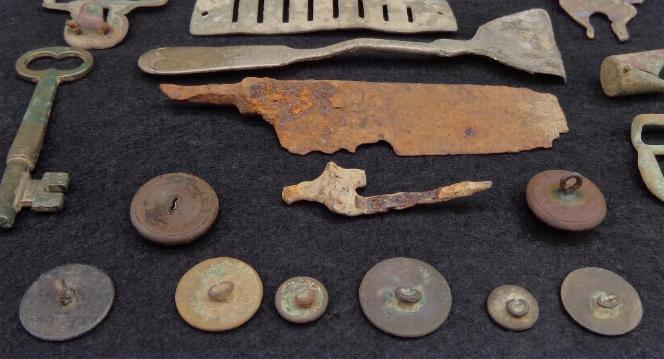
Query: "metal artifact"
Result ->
[[19, 264, 114, 341], [43, 0, 168, 49], [175, 257, 263, 332], [282, 162, 491, 216], [160, 78, 568, 156], [559, 0, 643, 42], [526, 170, 606, 231], [631, 114, 664, 202], [0, 47, 94, 230], [601, 50, 664, 97], [190, 0, 457, 35], [140, 9, 567, 79], [359, 257, 452, 338], [275, 277, 328, 324], [130, 173, 219, 246], [487, 285, 539, 331], [561, 267, 642, 336]]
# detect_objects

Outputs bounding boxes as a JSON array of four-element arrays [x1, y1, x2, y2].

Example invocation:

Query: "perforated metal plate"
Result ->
[[190, 0, 457, 35]]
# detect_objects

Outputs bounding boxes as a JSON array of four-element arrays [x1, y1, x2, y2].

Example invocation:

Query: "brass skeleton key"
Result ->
[[0, 47, 94, 229]]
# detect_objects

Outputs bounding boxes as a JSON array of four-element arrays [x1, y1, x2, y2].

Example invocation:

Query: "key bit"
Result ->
[[0, 47, 93, 229]]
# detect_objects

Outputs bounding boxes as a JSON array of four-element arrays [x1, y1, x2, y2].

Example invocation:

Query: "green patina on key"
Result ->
[[0, 47, 94, 229]]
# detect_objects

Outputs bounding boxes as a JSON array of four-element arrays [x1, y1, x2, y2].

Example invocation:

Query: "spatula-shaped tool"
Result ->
[[139, 9, 566, 79]]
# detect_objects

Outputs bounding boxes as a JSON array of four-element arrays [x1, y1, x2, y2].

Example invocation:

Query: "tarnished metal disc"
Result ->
[[130, 173, 219, 245], [19, 264, 114, 341], [359, 257, 452, 338], [526, 170, 606, 231], [275, 277, 328, 324], [487, 285, 539, 331], [561, 267, 642, 336], [175, 257, 263, 332]]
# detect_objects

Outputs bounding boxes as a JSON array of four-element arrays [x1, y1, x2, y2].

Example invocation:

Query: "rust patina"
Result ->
[[161, 78, 568, 156]]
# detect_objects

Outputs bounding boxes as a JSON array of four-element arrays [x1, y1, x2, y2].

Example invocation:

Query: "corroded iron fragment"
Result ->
[[191, 0, 457, 35], [141, 9, 566, 79], [161, 78, 568, 156], [560, 0, 643, 42], [43, 0, 168, 49], [19, 264, 114, 341], [631, 114, 664, 202], [282, 162, 491, 216], [601, 50, 664, 97], [561, 267, 642, 336], [487, 285, 539, 331]]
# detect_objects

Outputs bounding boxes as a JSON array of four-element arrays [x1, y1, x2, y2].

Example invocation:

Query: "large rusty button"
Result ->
[[130, 173, 219, 245], [359, 257, 452, 338], [275, 276, 328, 324], [526, 170, 606, 231], [561, 267, 642, 336], [487, 285, 539, 331], [19, 264, 114, 341], [175, 257, 263, 332]]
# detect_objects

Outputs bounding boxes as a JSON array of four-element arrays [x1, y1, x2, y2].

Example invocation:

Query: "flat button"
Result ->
[[526, 170, 606, 231], [175, 257, 263, 332], [487, 285, 539, 331], [359, 257, 452, 338], [130, 173, 219, 245], [561, 267, 642, 336], [275, 276, 328, 324], [19, 264, 114, 341]]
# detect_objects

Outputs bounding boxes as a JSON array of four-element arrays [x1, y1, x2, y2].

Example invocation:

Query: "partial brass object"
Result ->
[[487, 285, 539, 331], [191, 0, 457, 35], [140, 9, 566, 79], [561, 267, 642, 336], [19, 264, 115, 341], [526, 170, 607, 231], [601, 50, 664, 97], [560, 0, 643, 42], [175, 257, 263, 332], [161, 78, 568, 156], [282, 162, 491, 217], [359, 257, 452, 338], [275, 277, 328, 324], [631, 114, 664, 202], [43, 0, 168, 49], [0, 47, 94, 229]]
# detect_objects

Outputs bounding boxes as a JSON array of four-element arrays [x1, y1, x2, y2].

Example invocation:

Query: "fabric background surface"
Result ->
[[0, 0, 662, 357]]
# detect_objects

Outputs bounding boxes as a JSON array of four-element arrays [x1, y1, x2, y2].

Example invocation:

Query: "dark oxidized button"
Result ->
[[487, 285, 539, 331], [358, 257, 452, 338], [175, 257, 263, 332], [561, 267, 642, 336], [130, 173, 219, 245], [19, 264, 114, 341], [526, 170, 606, 231], [275, 276, 328, 324]]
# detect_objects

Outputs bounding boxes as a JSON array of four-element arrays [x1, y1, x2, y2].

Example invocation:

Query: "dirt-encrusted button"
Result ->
[[487, 285, 539, 331], [561, 267, 642, 336], [175, 257, 263, 332], [275, 276, 328, 324], [19, 264, 114, 341], [359, 257, 452, 338], [526, 170, 606, 231], [130, 173, 219, 245]]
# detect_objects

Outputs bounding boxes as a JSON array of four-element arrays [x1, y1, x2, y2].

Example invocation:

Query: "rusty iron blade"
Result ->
[[140, 9, 566, 79], [160, 78, 568, 156], [601, 49, 664, 97], [559, 0, 643, 42]]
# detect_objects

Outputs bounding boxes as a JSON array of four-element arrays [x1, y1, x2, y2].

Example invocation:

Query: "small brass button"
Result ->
[[526, 170, 607, 231], [359, 257, 452, 338], [175, 257, 263, 332], [487, 285, 539, 331], [130, 173, 219, 245], [275, 276, 328, 324], [19, 264, 114, 341], [561, 267, 642, 336]]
